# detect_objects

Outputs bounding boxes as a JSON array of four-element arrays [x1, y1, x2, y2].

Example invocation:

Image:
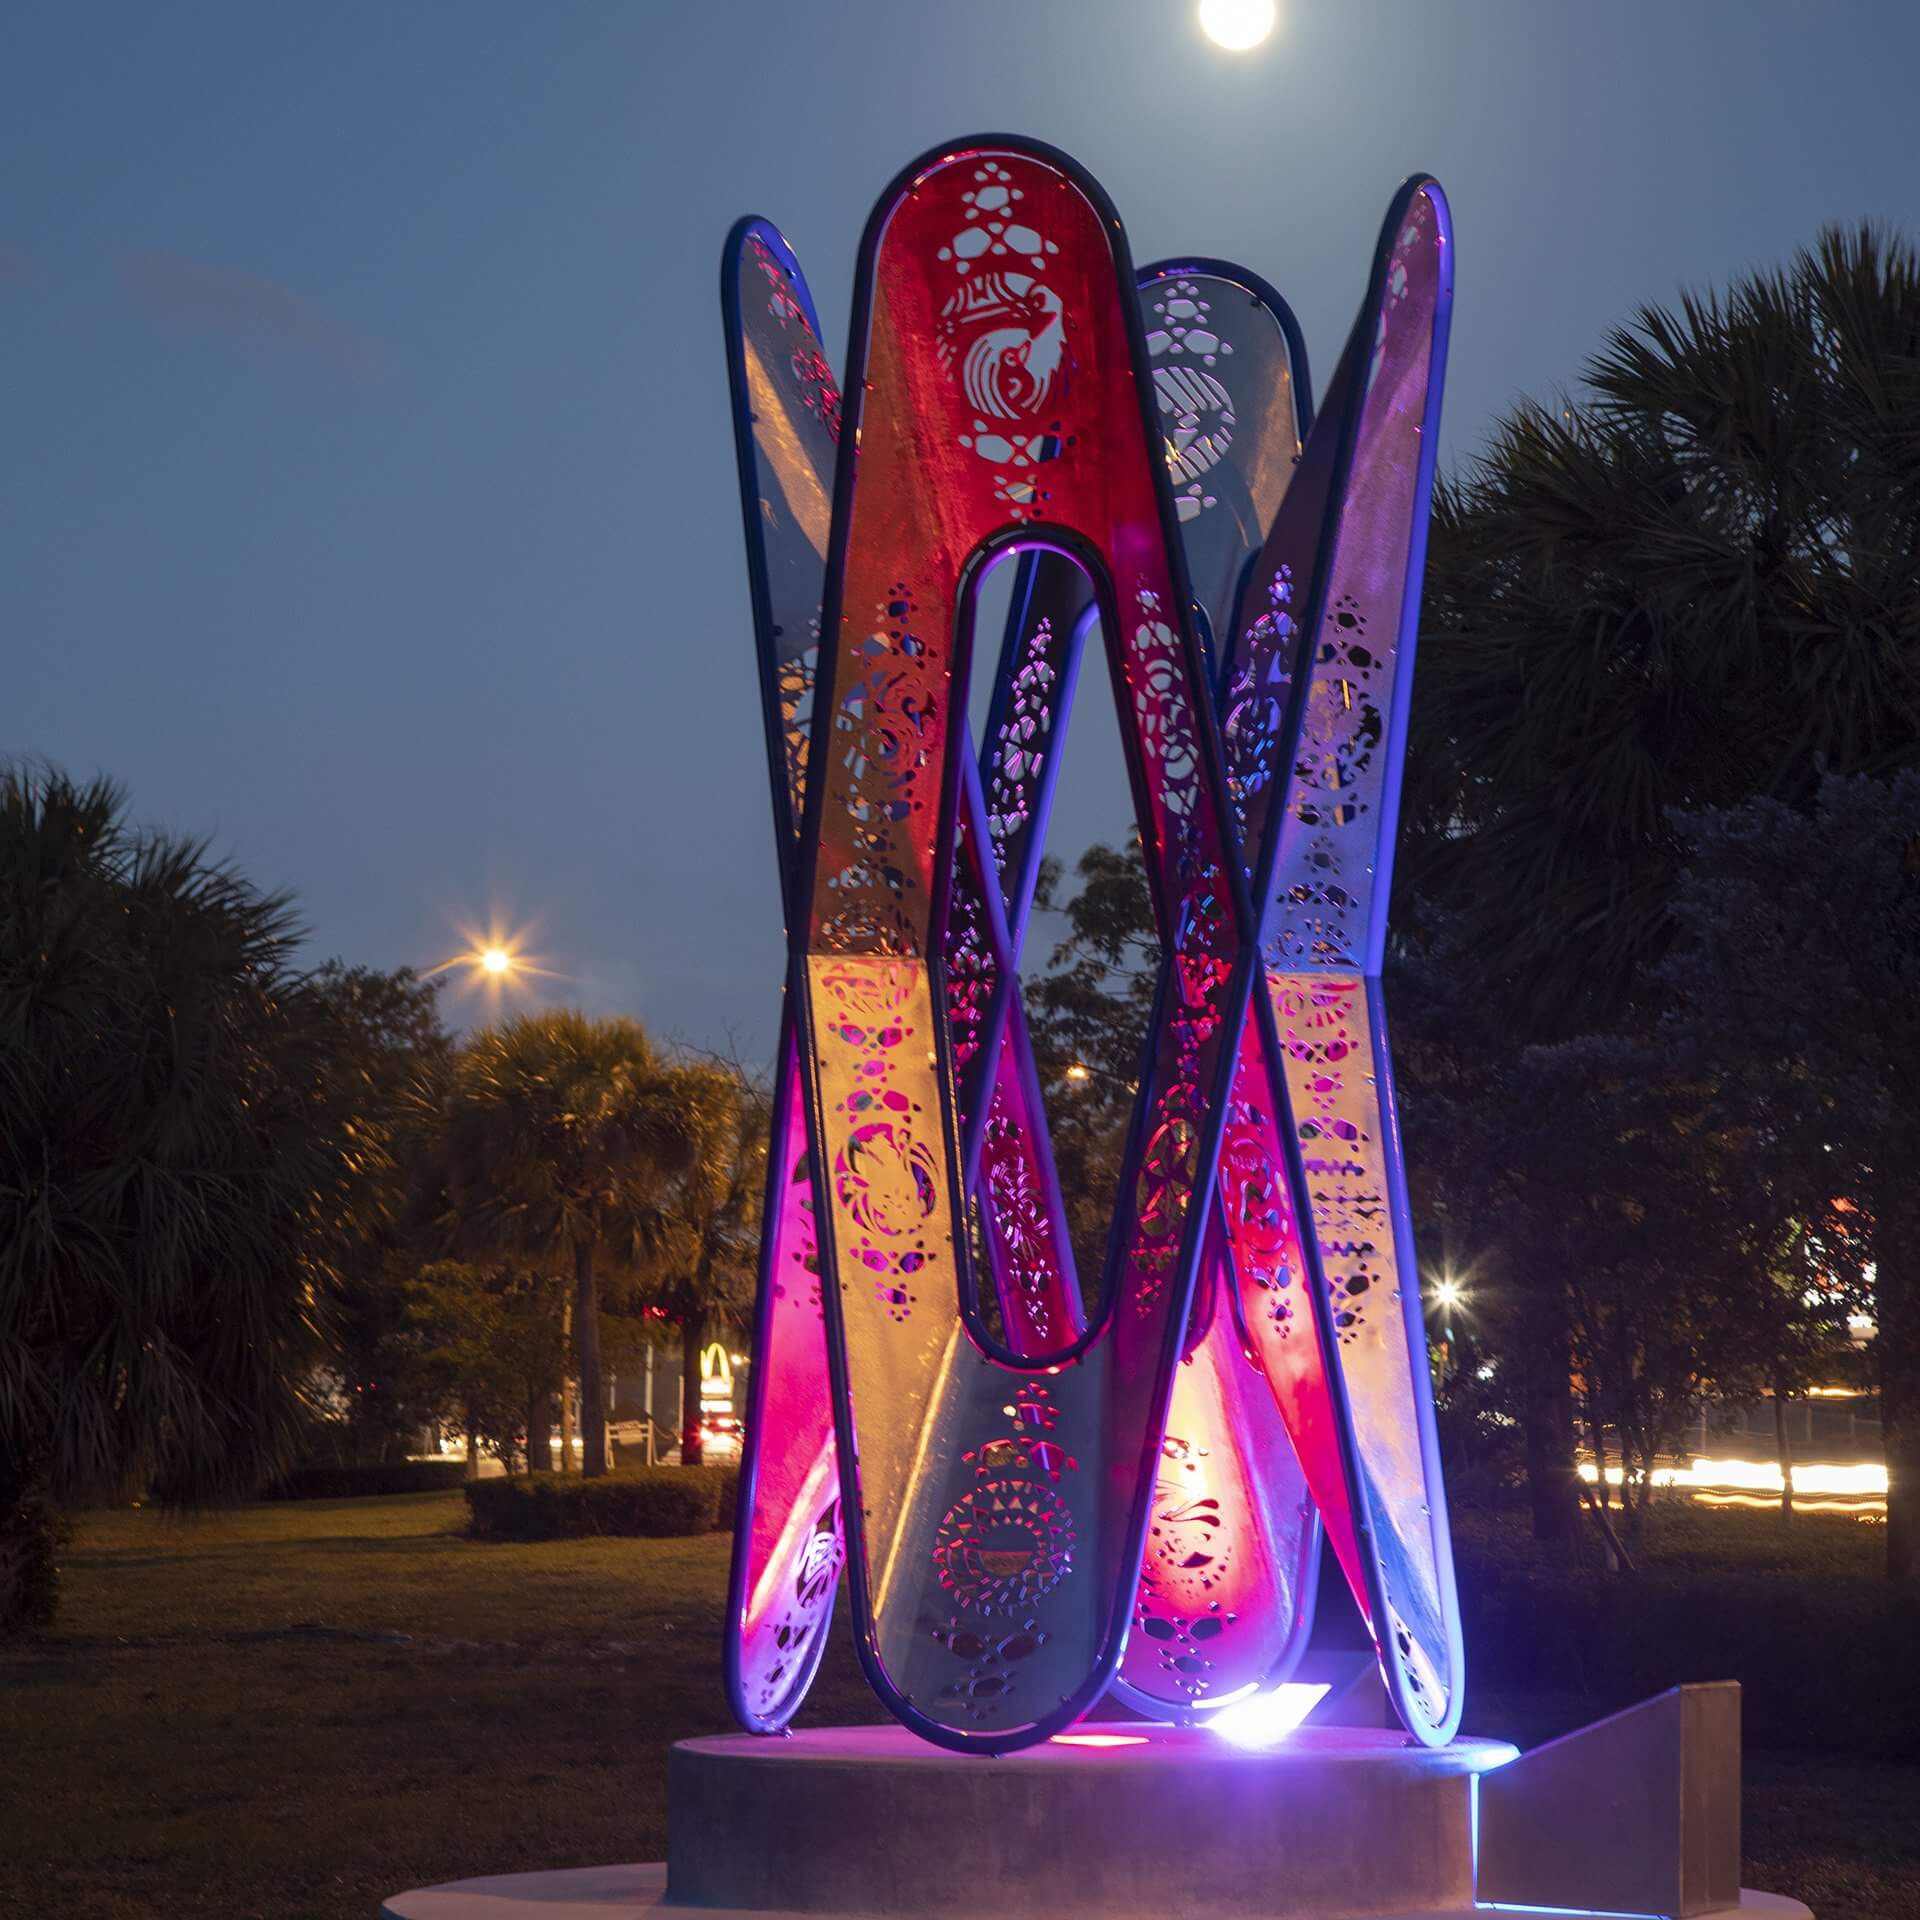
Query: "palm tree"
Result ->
[[442, 1012, 700, 1477], [1406, 222, 1920, 1036], [1392, 225, 1920, 1555], [632, 1062, 766, 1466], [0, 769, 388, 1629]]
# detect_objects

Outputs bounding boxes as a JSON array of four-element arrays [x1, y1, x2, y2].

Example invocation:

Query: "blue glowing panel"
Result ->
[[1220, 178, 1464, 1745]]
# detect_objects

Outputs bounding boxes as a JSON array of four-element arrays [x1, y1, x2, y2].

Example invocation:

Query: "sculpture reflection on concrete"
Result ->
[[721, 134, 1460, 1754]]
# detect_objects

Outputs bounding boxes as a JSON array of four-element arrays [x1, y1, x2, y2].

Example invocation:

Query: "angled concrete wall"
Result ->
[[1476, 1681, 1742, 1918]]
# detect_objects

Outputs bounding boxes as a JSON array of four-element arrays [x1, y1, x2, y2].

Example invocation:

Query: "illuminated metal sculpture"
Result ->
[[721, 136, 1459, 1755], [380, 133, 1795, 1920]]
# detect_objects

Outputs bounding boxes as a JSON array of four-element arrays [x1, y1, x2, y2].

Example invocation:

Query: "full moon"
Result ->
[[1198, 0, 1277, 51]]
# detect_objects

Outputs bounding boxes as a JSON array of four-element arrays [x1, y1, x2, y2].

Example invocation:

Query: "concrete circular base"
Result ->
[[380, 1863, 1810, 1920], [383, 1864, 669, 1918], [666, 1723, 1506, 1918], [379, 1724, 1814, 1920]]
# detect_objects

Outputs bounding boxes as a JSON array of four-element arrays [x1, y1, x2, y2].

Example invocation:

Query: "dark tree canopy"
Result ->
[[1406, 223, 1920, 1034], [1023, 838, 1161, 1291], [1393, 223, 1920, 1570], [441, 1011, 719, 1475], [0, 770, 414, 1524], [1654, 773, 1920, 1575]]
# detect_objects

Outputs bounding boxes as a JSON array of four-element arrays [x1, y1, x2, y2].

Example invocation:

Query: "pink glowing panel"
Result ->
[[794, 142, 1254, 1751], [722, 213, 1089, 1732], [1214, 1008, 1369, 1602], [971, 994, 1082, 1355], [1116, 1226, 1319, 1715], [719, 220, 846, 1734], [730, 1019, 844, 1728], [948, 744, 1082, 1356]]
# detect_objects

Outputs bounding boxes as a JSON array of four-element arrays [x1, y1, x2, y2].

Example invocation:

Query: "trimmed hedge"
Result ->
[[266, 1461, 469, 1501], [465, 1466, 729, 1541]]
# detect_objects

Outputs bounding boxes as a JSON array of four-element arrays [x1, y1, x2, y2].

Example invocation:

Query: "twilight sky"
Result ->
[[5, 2, 1916, 1060]]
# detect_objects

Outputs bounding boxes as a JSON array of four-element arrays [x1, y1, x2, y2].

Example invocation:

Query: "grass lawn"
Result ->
[[1450, 1501, 1893, 1580], [2, 1492, 1915, 1919]]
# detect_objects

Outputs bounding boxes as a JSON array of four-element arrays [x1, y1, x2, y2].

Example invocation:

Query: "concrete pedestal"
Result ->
[[671, 1725, 1503, 1917], [382, 1871, 1806, 1920], [379, 1722, 1813, 1920]]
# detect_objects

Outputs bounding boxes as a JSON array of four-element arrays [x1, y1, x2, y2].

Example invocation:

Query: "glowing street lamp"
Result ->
[[1429, 1270, 1466, 1379], [426, 920, 558, 998]]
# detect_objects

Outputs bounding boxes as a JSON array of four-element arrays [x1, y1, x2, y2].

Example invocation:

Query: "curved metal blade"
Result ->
[[1220, 177, 1464, 1746]]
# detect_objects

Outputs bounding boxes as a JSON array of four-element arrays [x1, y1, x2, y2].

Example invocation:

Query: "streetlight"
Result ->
[[1428, 1269, 1466, 1380], [444, 937, 528, 992]]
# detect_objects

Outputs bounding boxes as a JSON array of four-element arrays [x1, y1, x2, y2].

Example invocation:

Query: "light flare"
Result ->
[[426, 916, 563, 997], [1207, 1682, 1329, 1748]]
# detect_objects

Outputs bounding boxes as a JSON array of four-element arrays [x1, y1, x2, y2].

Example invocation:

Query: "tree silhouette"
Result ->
[[442, 1012, 702, 1477]]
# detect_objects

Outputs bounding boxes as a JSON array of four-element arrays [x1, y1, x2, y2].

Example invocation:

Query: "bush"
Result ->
[[465, 1466, 723, 1541], [265, 1461, 469, 1501], [710, 1463, 741, 1534]]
